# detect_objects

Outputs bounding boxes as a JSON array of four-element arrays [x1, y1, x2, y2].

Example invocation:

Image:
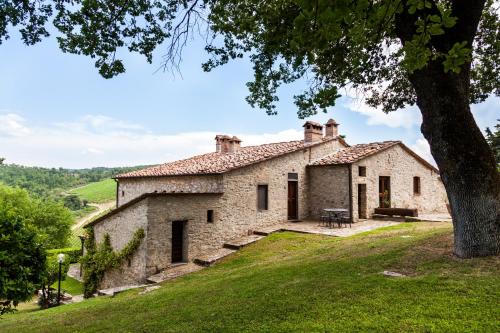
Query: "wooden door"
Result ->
[[358, 184, 367, 219], [287, 181, 298, 220], [171, 221, 184, 263], [379, 176, 391, 208]]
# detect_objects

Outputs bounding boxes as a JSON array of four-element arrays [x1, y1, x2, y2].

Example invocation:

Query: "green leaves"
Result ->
[[443, 41, 471, 74], [81, 227, 145, 298]]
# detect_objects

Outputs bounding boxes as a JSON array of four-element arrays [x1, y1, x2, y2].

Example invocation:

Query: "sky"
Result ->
[[0, 29, 498, 169]]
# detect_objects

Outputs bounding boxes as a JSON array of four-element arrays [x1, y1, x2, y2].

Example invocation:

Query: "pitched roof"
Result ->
[[310, 141, 439, 172], [311, 141, 400, 165], [116, 138, 340, 179]]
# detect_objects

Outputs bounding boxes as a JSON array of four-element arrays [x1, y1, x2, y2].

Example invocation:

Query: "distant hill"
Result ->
[[70, 178, 117, 203], [0, 163, 146, 200]]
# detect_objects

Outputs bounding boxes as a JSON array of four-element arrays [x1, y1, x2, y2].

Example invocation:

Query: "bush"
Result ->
[[0, 215, 45, 315], [47, 247, 81, 264], [38, 254, 70, 309], [0, 184, 72, 249]]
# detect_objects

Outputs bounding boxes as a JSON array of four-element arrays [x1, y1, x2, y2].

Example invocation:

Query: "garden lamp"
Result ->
[[57, 254, 65, 305]]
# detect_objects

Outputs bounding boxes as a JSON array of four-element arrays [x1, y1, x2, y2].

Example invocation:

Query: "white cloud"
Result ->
[[0, 113, 31, 137], [409, 138, 436, 166], [344, 97, 422, 129], [0, 113, 304, 168]]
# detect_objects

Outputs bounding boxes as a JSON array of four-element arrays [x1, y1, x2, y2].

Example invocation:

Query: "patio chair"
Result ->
[[339, 213, 352, 228]]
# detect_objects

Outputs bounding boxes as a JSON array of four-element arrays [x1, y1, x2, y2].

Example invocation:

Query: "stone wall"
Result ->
[[216, 138, 345, 232], [117, 174, 224, 206], [351, 144, 448, 220], [145, 194, 222, 275], [307, 165, 350, 220], [93, 198, 149, 288]]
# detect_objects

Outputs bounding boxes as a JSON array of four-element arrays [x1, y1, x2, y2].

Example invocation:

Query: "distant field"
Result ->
[[70, 179, 116, 203]]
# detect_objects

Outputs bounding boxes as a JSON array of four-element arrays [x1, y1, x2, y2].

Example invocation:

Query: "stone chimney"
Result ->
[[324, 119, 339, 138], [303, 121, 324, 144], [228, 136, 242, 153], [215, 135, 241, 153]]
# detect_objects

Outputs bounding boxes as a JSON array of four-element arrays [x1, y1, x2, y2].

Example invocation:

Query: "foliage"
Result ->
[[1, 223, 499, 331], [485, 119, 500, 164], [82, 228, 145, 298], [0, 212, 46, 315], [47, 247, 81, 264], [70, 179, 117, 203], [0, 1, 497, 117], [38, 254, 70, 309], [63, 194, 84, 210], [0, 163, 144, 200], [0, 184, 72, 249]]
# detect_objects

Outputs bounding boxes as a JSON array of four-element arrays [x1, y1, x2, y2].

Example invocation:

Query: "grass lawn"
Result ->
[[51, 276, 84, 296], [1, 222, 498, 332], [71, 205, 97, 220], [70, 179, 116, 203]]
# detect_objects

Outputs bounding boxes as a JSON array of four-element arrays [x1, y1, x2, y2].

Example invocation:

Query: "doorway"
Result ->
[[171, 221, 185, 263], [358, 184, 367, 219], [287, 180, 298, 220], [379, 176, 391, 208]]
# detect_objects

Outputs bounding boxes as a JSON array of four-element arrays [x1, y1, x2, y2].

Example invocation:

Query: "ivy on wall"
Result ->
[[82, 227, 145, 298]]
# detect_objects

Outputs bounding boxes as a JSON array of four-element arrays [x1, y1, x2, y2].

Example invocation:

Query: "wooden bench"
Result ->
[[374, 208, 418, 217]]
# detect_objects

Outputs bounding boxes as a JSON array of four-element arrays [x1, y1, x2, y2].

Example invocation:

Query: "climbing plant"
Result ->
[[81, 227, 145, 298]]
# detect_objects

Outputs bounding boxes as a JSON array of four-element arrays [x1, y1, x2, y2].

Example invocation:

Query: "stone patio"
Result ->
[[254, 219, 403, 237]]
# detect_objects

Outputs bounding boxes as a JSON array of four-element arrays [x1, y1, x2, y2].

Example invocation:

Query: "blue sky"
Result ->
[[0, 29, 498, 168]]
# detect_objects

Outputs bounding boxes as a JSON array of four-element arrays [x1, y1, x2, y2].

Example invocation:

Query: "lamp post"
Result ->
[[57, 253, 65, 305]]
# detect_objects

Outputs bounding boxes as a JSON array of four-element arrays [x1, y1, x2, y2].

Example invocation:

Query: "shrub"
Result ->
[[47, 247, 81, 264]]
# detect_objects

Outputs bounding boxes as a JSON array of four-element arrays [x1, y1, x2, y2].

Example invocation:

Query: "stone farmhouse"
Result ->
[[88, 120, 448, 288]]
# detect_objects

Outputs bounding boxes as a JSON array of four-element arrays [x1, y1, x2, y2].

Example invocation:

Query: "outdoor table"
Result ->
[[323, 208, 349, 228]]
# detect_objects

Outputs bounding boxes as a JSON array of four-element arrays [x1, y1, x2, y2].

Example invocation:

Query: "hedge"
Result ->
[[47, 247, 81, 264]]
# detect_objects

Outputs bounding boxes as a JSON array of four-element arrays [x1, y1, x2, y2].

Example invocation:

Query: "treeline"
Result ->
[[0, 163, 145, 199]]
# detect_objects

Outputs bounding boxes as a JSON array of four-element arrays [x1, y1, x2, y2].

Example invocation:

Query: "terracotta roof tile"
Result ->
[[310, 141, 401, 165], [116, 138, 337, 178]]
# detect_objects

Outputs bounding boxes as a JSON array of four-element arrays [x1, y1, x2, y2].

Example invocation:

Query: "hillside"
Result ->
[[69, 179, 116, 203], [1, 222, 498, 332], [0, 163, 145, 199]]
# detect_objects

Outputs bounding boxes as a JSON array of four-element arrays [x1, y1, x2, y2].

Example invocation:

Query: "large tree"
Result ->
[[1, 0, 499, 257]]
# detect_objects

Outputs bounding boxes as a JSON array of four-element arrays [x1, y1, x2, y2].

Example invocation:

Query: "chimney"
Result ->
[[324, 119, 339, 138], [228, 136, 242, 153], [215, 135, 241, 153], [303, 121, 323, 144]]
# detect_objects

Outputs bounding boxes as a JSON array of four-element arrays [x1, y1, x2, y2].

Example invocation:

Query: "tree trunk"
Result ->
[[409, 63, 500, 258]]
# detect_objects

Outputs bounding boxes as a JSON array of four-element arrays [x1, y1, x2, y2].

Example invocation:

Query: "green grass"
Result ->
[[51, 276, 84, 296], [1, 223, 499, 332], [69, 179, 116, 203]]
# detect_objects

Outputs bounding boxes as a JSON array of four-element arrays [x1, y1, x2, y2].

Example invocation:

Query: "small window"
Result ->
[[257, 185, 268, 210], [288, 172, 298, 180], [207, 210, 214, 223], [358, 166, 366, 177], [413, 176, 421, 195], [121, 190, 125, 197]]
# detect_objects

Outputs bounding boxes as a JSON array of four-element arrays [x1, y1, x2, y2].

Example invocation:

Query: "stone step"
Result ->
[[252, 226, 282, 236], [223, 234, 265, 250], [98, 284, 147, 297], [193, 248, 237, 266], [146, 262, 204, 284]]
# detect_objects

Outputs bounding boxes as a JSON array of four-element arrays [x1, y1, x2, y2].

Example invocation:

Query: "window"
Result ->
[[358, 166, 366, 177], [121, 190, 125, 197], [257, 185, 268, 210], [207, 210, 214, 223], [413, 176, 421, 195]]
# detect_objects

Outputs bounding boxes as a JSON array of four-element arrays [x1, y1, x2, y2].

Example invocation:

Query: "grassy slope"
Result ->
[[51, 277, 84, 296], [70, 179, 116, 203], [1, 223, 498, 332]]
